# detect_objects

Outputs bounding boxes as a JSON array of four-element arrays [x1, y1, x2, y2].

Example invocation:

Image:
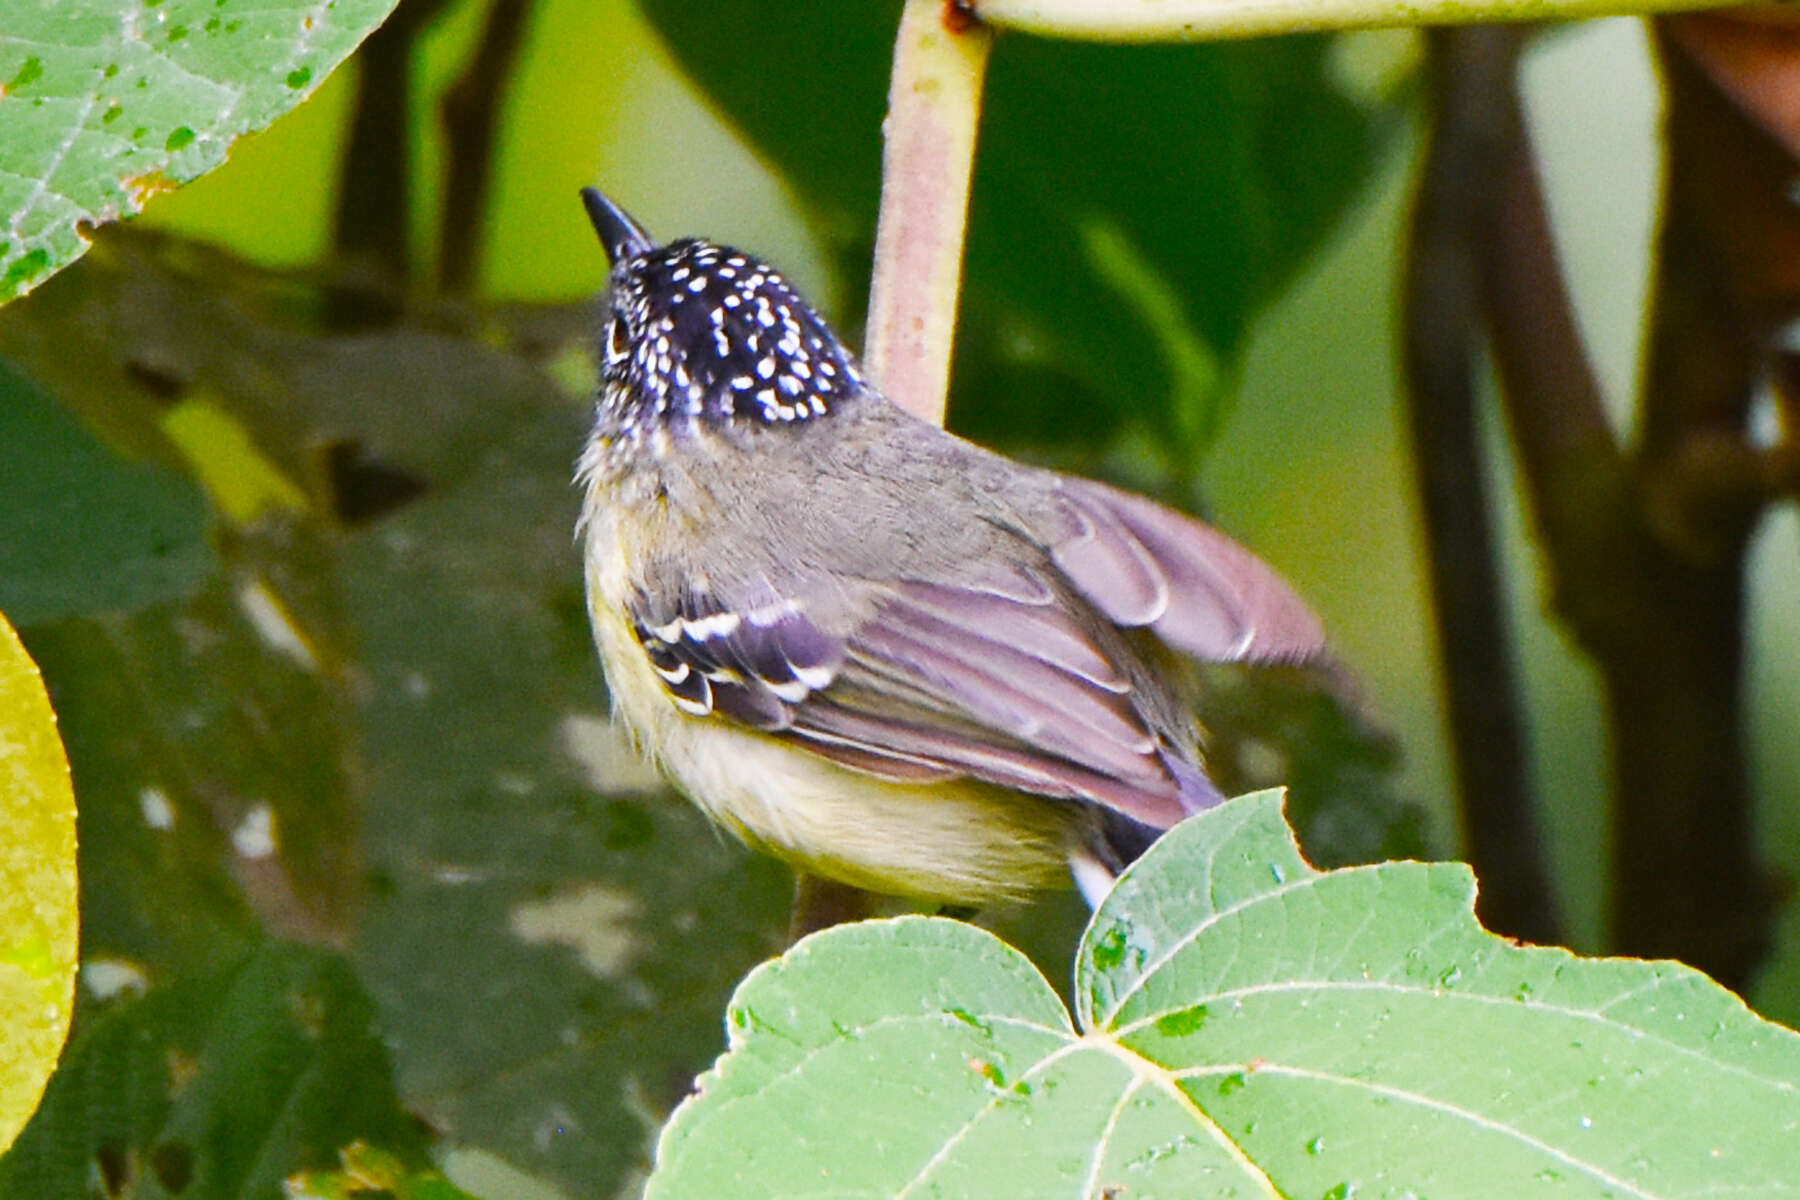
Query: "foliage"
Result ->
[[0, 0, 401, 300], [0, 610, 78, 1153], [0, 944, 426, 1200], [651, 791, 1800, 1197], [0, 233, 801, 1195], [288, 1140, 482, 1200], [639, 0, 1394, 467], [0, 0, 1796, 1196], [0, 359, 215, 624]]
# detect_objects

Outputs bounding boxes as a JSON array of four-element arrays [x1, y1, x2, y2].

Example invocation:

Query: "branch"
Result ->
[[864, 0, 993, 426], [439, 0, 534, 294], [1400, 27, 1561, 948], [331, 0, 453, 312], [972, 0, 1741, 42], [1576, 26, 1784, 986]]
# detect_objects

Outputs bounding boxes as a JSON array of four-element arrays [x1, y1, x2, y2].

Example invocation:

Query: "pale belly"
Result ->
[[581, 518, 1074, 904]]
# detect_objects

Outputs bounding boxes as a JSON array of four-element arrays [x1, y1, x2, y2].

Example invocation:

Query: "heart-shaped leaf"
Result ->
[[650, 790, 1800, 1197]]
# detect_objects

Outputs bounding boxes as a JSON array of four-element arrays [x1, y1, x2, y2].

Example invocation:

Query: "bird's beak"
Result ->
[[581, 187, 655, 265]]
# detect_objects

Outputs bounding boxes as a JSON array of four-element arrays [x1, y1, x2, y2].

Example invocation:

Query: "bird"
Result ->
[[574, 185, 1326, 910]]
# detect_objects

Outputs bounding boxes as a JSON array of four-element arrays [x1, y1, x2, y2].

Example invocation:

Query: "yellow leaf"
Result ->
[[0, 610, 78, 1152], [160, 394, 309, 524]]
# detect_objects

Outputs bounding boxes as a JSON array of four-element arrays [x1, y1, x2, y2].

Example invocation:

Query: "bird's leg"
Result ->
[[788, 871, 882, 942]]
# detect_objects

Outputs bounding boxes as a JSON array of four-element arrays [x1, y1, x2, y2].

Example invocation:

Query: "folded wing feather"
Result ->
[[622, 477, 1320, 830], [1046, 478, 1326, 665]]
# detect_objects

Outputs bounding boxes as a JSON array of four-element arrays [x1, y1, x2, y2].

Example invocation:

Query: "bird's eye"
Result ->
[[606, 314, 629, 364]]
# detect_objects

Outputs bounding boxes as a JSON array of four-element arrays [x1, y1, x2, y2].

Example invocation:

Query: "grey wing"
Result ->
[[626, 564, 1213, 830], [1038, 476, 1326, 664]]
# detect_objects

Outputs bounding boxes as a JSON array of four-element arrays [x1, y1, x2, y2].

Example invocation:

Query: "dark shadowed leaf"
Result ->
[[634, 1, 1397, 460], [0, 944, 423, 1200], [288, 1142, 484, 1200], [0, 358, 214, 624]]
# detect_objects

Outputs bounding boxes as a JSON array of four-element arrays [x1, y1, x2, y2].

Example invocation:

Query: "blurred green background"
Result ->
[[4, 1, 1799, 1195]]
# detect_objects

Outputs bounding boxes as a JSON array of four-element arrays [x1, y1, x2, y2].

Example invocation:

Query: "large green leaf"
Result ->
[[0, 357, 214, 624], [0, 609, 77, 1153], [650, 790, 1800, 1197], [0, 0, 401, 302], [633, 1, 1396, 460]]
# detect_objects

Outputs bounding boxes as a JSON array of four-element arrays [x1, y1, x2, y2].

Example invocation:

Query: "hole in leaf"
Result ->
[[93, 1139, 130, 1195], [150, 1141, 194, 1193], [322, 439, 428, 525], [123, 355, 189, 403]]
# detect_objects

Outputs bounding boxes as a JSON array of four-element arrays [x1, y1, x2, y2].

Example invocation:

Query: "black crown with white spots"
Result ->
[[601, 238, 864, 434]]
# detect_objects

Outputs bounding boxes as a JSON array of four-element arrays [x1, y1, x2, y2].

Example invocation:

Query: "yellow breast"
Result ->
[[580, 499, 1076, 904]]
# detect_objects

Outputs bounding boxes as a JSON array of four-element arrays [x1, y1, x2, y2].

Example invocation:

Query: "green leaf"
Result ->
[[0, 0, 402, 302], [634, 0, 1396, 458], [0, 609, 78, 1153], [649, 790, 1800, 1197], [0, 943, 426, 1200], [0, 358, 215, 624]]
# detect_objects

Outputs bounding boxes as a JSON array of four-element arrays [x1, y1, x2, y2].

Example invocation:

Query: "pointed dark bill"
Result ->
[[581, 187, 656, 264]]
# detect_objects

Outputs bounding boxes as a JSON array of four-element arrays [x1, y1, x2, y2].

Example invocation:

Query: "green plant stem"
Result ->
[[973, 0, 1740, 40], [864, 0, 993, 426]]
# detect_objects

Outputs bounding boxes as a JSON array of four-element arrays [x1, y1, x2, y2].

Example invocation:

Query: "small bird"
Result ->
[[575, 186, 1326, 908]]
